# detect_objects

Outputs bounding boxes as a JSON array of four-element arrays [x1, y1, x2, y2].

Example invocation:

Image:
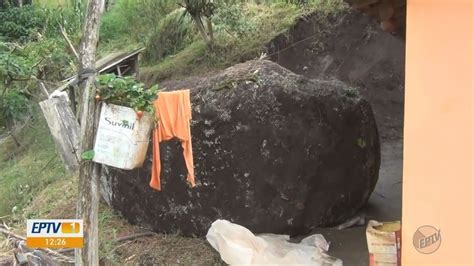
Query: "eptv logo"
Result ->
[[413, 225, 441, 254], [31, 221, 81, 234], [27, 219, 83, 249]]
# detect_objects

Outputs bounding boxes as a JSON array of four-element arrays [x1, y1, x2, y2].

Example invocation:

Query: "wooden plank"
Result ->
[[39, 95, 81, 173], [68, 85, 77, 115], [52, 47, 145, 95], [37, 81, 49, 98]]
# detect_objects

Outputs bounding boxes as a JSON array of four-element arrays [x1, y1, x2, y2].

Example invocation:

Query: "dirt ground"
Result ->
[[267, 10, 405, 265]]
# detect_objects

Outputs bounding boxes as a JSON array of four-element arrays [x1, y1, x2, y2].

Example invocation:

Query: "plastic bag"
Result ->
[[206, 219, 342, 265]]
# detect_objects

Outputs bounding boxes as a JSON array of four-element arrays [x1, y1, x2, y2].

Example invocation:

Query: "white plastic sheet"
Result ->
[[206, 219, 342, 266]]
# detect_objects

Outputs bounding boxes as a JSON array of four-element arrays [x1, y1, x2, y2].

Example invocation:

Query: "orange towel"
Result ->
[[150, 89, 195, 191]]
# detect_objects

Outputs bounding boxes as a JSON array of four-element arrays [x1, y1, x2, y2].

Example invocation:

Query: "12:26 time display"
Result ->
[[45, 238, 66, 246]]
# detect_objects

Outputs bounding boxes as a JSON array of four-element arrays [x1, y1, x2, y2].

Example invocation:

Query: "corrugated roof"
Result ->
[[55, 47, 145, 92]]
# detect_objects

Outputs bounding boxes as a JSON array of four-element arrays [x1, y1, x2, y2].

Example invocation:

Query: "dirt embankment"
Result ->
[[267, 10, 405, 141]]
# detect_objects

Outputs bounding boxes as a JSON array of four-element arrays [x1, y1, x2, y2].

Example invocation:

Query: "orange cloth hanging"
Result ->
[[150, 89, 195, 191]]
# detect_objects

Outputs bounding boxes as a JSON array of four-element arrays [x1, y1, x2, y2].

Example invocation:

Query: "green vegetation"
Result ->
[[0, 4, 78, 134], [96, 74, 160, 113], [96, 0, 348, 81], [139, 3, 304, 81], [180, 0, 216, 45], [142, 8, 195, 64], [213, 2, 257, 38], [0, 112, 66, 216], [99, 0, 177, 52], [0, 6, 46, 43]]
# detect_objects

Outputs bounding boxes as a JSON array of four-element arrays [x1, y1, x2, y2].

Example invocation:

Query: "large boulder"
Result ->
[[100, 60, 380, 237]]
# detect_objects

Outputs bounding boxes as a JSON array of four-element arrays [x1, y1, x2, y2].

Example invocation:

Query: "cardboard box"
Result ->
[[366, 220, 401, 266]]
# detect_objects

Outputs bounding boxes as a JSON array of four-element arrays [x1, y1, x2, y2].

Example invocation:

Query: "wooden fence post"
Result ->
[[39, 95, 81, 173], [75, 0, 103, 265]]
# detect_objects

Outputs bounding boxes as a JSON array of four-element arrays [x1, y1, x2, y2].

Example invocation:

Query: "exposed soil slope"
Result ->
[[268, 10, 405, 141]]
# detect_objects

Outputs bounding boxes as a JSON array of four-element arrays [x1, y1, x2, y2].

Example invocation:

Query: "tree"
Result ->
[[0, 44, 33, 145], [180, 0, 216, 45], [75, 0, 103, 265]]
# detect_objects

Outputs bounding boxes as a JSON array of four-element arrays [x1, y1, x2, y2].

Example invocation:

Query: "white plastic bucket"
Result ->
[[93, 103, 153, 170]]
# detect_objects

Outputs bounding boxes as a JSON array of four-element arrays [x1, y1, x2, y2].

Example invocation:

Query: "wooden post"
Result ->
[[133, 57, 139, 78], [38, 81, 49, 98], [39, 95, 81, 173], [68, 86, 77, 115], [75, 0, 103, 265]]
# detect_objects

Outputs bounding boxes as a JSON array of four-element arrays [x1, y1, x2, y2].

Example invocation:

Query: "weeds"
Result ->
[[142, 8, 196, 65], [100, 0, 178, 43], [0, 111, 66, 216], [139, 2, 307, 82], [98, 0, 347, 82]]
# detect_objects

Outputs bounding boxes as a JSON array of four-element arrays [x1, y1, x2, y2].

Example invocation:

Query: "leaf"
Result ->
[[356, 138, 366, 148], [94, 74, 158, 114], [81, 150, 95, 161]]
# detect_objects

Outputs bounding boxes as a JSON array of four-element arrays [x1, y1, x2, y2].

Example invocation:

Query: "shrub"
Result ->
[[22, 38, 75, 80], [0, 89, 30, 123], [100, 0, 179, 43], [96, 74, 160, 114], [0, 43, 35, 85], [213, 2, 256, 38], [143, 8, 196, 64], [42, 6, 83, 38], [0, 38, 74, 131], [0, 47, 31, 129], [0, 6, 47, 43], [180, 0, 216, 44]]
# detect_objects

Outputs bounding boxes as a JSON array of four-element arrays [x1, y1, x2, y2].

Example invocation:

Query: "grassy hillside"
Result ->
[[99, 0, 348, 81], [0, 112, 66, 216], [34, 0, 70, 7]]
